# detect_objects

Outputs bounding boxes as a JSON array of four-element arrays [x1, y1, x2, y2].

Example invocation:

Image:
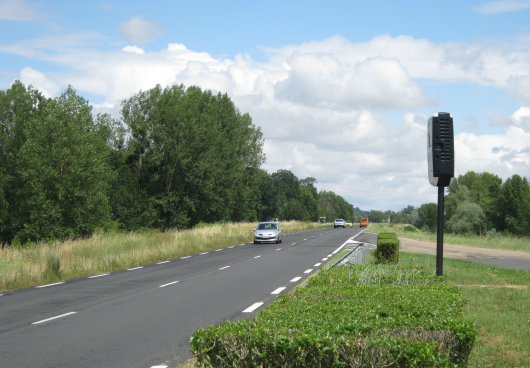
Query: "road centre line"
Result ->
[[156, 261, 170, 265], [88, 273, 110, 279], [304, 269, 313, 274], [242, 302, 264, 313], [159, 281, 180, 288], [219, 266, 231, 270], [127, 266, 144, 271], [290, 276, 302, 282], [36, 282, 65, 288], [32, 311, 77, 325], [271, 287, 287, 295]]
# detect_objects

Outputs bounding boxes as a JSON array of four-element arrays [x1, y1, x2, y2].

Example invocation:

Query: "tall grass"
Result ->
[[0, 221, 328, 292], [367, 223, 530, 253]]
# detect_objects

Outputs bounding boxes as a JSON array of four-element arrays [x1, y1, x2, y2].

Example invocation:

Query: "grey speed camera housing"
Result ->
[[427, 112, 454, 187]]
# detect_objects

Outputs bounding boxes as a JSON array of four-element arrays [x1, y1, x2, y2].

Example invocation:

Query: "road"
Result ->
[[0, 226, 363, 368]]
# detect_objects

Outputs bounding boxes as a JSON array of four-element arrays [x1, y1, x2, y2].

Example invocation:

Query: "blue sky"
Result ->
[[1, 0, 530, 210]]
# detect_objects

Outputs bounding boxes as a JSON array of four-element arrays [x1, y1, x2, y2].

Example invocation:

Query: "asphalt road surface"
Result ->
[[0, 226, 363, 368]]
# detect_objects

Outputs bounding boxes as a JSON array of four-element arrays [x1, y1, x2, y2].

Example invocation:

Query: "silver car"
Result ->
[[253, 221, 282, 244]]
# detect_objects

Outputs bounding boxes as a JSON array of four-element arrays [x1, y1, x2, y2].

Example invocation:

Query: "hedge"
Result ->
[[190, 264, 476, 367], [376, 232, 400, 264]]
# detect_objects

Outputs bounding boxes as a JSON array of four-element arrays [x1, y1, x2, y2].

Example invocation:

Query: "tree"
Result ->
[[498, 175, 530, 236], [318, 191, 354, 221], [446, 201, 486, 234], [416, 203, 437, 231]]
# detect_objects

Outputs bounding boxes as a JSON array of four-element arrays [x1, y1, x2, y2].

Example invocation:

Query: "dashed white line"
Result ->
[[290, 276, 302, 282], [219, 266, 231, 270], [290, 242, 296, 246], [156, 261, 170, 265], [199, 252, 209, 255], [215, 249, 223, 252], [303, 238, 307, 241], [275, 248, 282, 251], [159, 281, 180, 288], [322, 257, 328, 261], [271, 287, 286, 295], [304, 269, 313, 274], [239, 243, 246, 246], [180, 256, 191, 259], [314, 263, 322, 267], [242, 302, 264, 313], [36, 282, 65, 288], [0, 294, 4, 297], [127, 266, 144, 271], [228, 246, 235, 249], [327, 254, 333, 257], [88, 273, 110, 279], [253, 255, 261, 259], [150, 365, 168, 368], [32, 311, 77, 325]]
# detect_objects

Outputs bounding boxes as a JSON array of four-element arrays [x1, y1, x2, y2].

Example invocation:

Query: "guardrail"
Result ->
[[333, 242, 370, 267]]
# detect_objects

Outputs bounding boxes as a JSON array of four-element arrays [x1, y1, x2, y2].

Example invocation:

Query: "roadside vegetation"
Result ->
[[367, 223, 530, 253], [0, 221, 328, 292]]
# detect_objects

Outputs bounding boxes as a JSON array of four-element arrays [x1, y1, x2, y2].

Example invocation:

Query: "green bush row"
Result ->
[[190, 264, 476, 367], [376, 232, 400, 264]]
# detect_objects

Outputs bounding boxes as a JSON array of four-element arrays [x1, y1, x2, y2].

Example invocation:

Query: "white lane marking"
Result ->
[[327, 254, 332, 257], [219, 266, 231, 270], [331, 230, 365, 255], [314, 263, 322, 267], [156, 261, 170, 265], [242, 302, 264, 313], [239, 243, 246, 246], [36, 282, 65, 288], [88, 273, 110, 279], [304, 269, 313, 274], [290, 276, 302, 282], [275, 248, 282, 251], [127, 266, 144, 271], [303, 238, 307, 241], [199, 252, 209, 255], [159, 281, 180, 288], [228, 246, 235, 249], [151, 365, 168, 368], [290, 242, 296, 246], [215, 249, 223, 252], [180, 256, 191, 259], [253, 255, 261, 259], [271, 287, 286, 295], [0, 294, 4, 297], [32, 311, 77, 325], [322, 257, 328, 261]]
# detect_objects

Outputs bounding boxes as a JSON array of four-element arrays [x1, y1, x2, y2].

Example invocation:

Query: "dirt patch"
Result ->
[[399, 237, 530, 262]]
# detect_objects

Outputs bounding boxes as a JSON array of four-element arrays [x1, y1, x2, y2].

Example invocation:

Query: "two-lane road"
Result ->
[[0, 226, 364, 368]]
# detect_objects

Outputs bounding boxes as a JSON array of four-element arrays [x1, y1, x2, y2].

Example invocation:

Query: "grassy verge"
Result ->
[[367, 223, 530, 253], [0, 221, 329, 292], [399, 252, 530, 367]]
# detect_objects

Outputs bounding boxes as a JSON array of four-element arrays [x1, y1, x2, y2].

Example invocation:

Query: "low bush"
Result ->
[[190, 264, 476, 367], [376, 232, 399, 264]]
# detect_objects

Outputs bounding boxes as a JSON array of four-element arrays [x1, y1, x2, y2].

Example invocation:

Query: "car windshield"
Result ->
[[335, 219, 344, 222], [257, 223, 277, 230]]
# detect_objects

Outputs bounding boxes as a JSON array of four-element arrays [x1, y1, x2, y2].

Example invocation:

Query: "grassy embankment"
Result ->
[[367, 223, 530, 253], [0, 221, 329, 292]]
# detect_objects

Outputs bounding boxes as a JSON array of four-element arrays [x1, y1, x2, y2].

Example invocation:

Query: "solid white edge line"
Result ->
[[36, 281, 65, 288], [88, 273, 110, 279], [32, 311, 77, 325], [242, 302, 264, 313], [253, 255, 261, 259], [290, 276, 302, 282], [271, 287, 286, 295], [314, 263, 322, 267], [159, 281, 180, 288], [156, 261, 170, 264], [304, 269, 313, 274], [219, 266, 231, 270], [127, 266, 144, 271]]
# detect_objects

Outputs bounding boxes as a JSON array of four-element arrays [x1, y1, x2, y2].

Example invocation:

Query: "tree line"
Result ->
[[367, 171, 530, 236], [0, 82, 353, 245]]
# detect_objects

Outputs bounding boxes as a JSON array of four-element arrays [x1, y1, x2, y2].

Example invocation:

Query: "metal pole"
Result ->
[[436, 186, 445, 276]]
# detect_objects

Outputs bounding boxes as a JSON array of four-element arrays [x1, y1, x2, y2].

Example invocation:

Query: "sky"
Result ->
[[1, 0, 530, 211]]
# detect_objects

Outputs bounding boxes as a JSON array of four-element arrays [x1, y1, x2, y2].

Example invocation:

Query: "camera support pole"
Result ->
[[436, 185, 445, 276]]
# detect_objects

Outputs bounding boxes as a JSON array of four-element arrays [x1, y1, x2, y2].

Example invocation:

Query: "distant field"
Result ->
[[367, 223, 530, 253], [0, 221, 329, 292]]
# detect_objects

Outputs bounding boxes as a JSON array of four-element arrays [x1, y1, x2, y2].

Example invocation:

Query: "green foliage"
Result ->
[[447, 201, 486, 235], [376, 232, 399, 264], [190, 264, 476, 367], [318, 190, 355, 221]]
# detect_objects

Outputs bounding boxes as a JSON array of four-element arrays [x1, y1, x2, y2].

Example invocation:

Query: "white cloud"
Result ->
[[0, 0, 41, 20], [511, 106, 530, 131], [18, 67, 60, 97], [122, 45, 145, 55], [119, 16, 164, 43], [477, 0, 530, 14]]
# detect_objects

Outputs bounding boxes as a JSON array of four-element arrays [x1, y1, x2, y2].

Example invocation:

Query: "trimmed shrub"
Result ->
[[376, 232, 399, 264], [190, 264, 476, 367]]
